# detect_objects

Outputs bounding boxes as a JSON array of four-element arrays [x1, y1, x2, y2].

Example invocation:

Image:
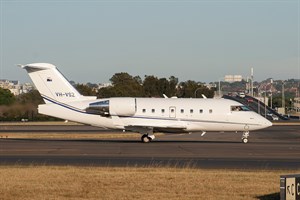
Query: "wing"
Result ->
[[125, 123, 187, 134]]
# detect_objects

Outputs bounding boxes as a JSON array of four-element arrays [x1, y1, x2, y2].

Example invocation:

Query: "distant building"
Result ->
[[205, 83, 217, 89], [21, 83, 35, 94], [97, 83, 112, 89], [0, 79, 34, 95], [294, 97, 300, 113], [224, 75, 243, 82]]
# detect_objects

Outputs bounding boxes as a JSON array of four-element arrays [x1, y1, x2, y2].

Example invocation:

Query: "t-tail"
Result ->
[[20, 63, 96, 104]]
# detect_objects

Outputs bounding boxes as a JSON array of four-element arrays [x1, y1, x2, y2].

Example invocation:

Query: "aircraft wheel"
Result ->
[[141, 134, 151, 143], [242, 138, 248, 144]]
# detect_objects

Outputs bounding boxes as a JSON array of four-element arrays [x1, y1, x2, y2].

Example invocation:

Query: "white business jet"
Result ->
[[20, 63, 272, 144]]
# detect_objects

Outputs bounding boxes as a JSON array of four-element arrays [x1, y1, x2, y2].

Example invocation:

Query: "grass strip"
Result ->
[[0, 165, 296, 200]]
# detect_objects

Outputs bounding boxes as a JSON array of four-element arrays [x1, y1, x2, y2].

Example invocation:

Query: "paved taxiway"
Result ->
[[0, 125, 300, 169]]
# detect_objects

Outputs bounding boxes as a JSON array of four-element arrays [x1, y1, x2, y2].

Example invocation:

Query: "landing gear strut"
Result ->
[[242, 131, 249, 144]]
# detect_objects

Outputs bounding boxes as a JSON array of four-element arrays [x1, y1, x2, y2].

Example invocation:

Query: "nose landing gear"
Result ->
[[242, 131, 249, 144]]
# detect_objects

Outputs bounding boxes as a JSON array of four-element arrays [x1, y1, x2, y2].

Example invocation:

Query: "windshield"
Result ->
[[231, 105, 250, 112]]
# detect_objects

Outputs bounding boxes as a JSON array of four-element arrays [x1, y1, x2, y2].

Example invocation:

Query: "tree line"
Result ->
[[0, 88, 55, 121], [0, 73, 215, 121], [78, 72, 215, 98]]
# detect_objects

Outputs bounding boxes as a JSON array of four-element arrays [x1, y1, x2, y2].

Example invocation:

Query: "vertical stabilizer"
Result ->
[[21, 63, 93, 103]]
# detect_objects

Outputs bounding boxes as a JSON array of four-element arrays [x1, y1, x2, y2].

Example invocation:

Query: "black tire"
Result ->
[[141, 135, 151, 143], [242, 138, 248, 144]]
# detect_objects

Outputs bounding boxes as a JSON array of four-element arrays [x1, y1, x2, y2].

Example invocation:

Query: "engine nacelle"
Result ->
[[109, 98, 136, 116], [86, 98, 136, 117]]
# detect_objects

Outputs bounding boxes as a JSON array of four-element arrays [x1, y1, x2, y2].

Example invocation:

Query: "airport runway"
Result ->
[[1, 124, 300, 169]]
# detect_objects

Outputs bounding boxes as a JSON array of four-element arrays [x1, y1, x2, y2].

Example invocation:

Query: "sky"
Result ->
[[1, 0, 299, 84]]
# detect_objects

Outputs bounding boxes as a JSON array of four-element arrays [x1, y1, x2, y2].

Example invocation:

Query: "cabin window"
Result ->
[[231, 106, 250, 112], [190, 109, 193, 114], [231, 106, 241, 111], [199, 109, 203, 114], [171, 109, 175, 113], [152, 109, 155, 113], [181, 109, 184, 113], [142, 109, 146, 113], [209, 109, 213, 114], [161, 109, 165, 113]]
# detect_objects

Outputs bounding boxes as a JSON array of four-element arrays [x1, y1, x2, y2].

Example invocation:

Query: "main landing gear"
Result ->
[[241, 131, 250, 144], [141, 134, 155, 143]]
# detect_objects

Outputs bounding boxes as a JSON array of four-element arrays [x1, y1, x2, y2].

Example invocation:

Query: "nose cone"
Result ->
[[261, 118, 273, 128]]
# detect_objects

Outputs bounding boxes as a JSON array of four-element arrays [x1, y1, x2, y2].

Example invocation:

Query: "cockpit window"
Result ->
[[231, 105, 250, 112]]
